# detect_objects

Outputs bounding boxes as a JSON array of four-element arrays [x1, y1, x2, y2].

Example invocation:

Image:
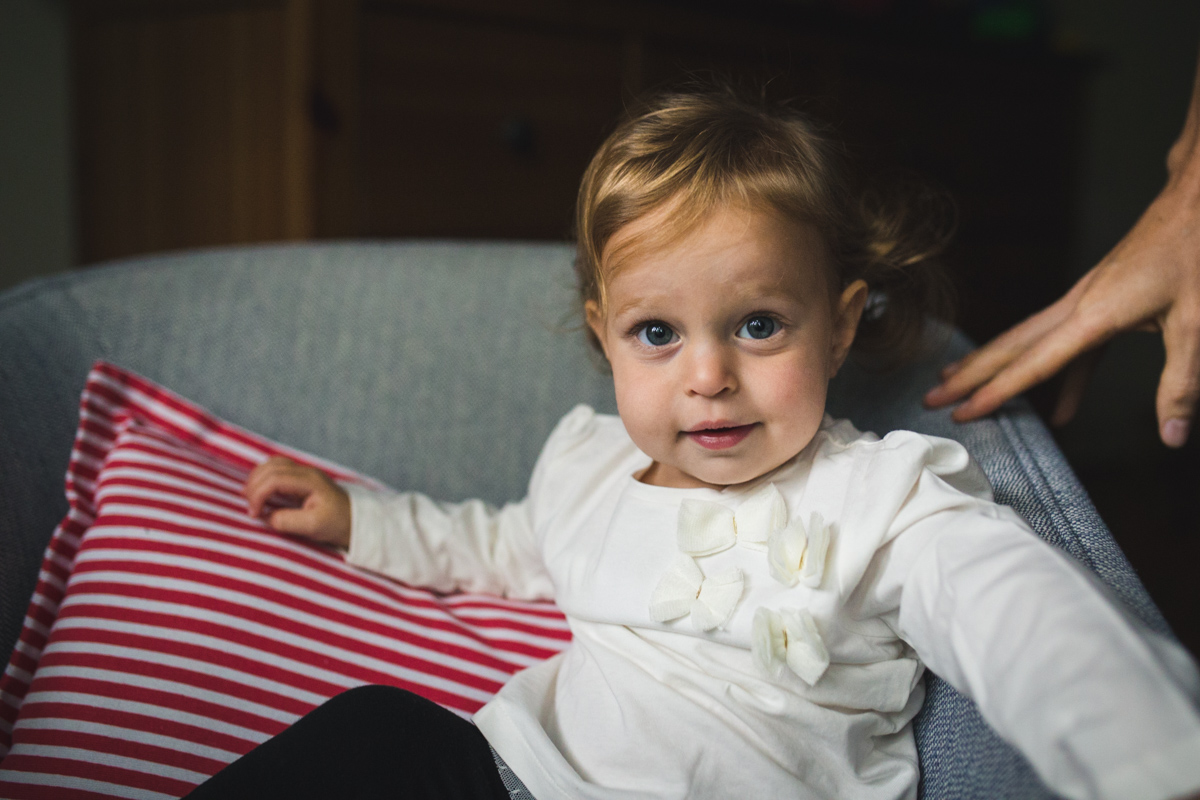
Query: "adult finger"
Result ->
[[926, 330, 1026, 407], [1050, 347, 1105, 427], [951, 314, 1112, 421], [926, 299, 1072, 407], [1157, 309, 1200, 447], [930, 264, 1113, 404]]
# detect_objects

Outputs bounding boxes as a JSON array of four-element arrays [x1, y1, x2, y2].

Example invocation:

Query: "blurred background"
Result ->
[[1, 0, 1197, 654]]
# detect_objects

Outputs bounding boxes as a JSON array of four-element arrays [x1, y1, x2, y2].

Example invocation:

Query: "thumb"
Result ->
[[1157, 316, 1200, 448], [266, 507, 323, 537]]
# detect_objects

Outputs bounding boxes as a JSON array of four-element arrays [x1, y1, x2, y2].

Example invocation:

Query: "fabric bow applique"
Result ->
[[676, 483, 788, 556], [752, 606, 830, 685], [766, 511, 830, 589], [649, 554, 744, 631]]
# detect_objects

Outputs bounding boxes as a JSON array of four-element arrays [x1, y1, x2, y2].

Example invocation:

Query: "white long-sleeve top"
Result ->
[[344, 406, 1200, 800]]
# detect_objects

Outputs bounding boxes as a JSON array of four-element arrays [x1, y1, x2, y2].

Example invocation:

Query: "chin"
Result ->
[[691, 461, 770, 489], [706, 446, 808, 486]]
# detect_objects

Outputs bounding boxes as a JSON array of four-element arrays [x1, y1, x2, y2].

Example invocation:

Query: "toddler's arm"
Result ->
[[241, 408, 600, 600], [886, 493, 1200, 800], [333, 406, 600, 600], [240, 457, 550, 599], [339, 484, 552, 600], [838, 431, 1199, 799]]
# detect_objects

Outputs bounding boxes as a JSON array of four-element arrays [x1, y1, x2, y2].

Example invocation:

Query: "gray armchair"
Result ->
[[0, 242, 1173, 798]]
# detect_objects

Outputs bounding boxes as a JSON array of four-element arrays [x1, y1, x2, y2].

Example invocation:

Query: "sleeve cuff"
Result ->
[[341, 482, 389, 571]]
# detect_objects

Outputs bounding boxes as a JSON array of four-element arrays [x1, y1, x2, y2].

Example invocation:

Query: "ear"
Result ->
[[584, 299, 610, 361], [829, 279, 868, 377]]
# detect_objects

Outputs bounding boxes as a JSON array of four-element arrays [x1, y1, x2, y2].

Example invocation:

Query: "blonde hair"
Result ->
[[574, 83, 955, 364]]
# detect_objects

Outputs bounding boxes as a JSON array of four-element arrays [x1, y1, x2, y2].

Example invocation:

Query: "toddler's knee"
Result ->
[[313, 685, 404, 734], [322, 685, 445, 745], [314, 685, 485, 759], [336, 683, 411, 710], [328, 684, 415, 720]]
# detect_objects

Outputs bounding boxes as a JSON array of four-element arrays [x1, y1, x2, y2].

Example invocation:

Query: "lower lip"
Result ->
[[686, 424, 756, 450]]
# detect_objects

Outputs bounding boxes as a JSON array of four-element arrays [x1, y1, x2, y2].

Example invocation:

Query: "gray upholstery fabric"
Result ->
[[0, 241, 1173, 799]]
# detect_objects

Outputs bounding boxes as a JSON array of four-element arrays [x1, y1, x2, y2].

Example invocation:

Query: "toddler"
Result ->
[[189, 87, 1200, 800]]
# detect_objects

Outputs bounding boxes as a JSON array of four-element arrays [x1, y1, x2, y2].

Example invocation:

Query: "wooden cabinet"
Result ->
[[72, 0, 1089, 344], [75, 1, 309, 258], [357, 10, 630, 239]]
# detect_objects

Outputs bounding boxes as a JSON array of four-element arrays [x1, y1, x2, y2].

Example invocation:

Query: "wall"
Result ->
[[0, 0, 74, 293], [3, 1, 1197, 302]]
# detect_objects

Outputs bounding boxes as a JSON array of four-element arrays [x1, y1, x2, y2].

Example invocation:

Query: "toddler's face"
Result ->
[[587, 203, 866, 490]]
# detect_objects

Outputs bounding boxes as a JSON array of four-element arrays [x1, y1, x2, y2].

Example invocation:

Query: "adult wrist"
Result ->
[[1166, 123, 1200, 192]]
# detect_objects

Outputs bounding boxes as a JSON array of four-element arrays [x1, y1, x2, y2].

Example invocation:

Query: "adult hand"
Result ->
[[243, 456, 352, 548], [923, 149, 1200, 448]]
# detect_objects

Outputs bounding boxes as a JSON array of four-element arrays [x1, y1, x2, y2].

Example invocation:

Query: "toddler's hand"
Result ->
[[243, 456, 351, 548]]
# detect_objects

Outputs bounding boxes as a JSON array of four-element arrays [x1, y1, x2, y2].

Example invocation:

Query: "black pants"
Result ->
[[184, 685, 511, 800]]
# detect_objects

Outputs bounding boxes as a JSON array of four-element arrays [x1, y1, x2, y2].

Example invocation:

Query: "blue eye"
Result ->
[[737, 316, 778, 340], [637, 322, 677, 347]]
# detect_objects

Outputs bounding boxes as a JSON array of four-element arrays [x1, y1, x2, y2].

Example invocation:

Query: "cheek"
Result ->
[[744, 358, 825, 460], [758, 353, 830, 412], [763, 359, 829, 455], [610, 359, 670, 443]]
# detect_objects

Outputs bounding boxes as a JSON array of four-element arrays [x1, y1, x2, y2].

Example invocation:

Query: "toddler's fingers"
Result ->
[[245, 464, 288, 516], [244, 457, 299, 504], [246, 456, 297, 481], [245, 468, 323, 519], [265, 507, 324, 538]]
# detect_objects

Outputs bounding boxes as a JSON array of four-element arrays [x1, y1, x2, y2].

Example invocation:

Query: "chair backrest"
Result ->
[[0, 241, 1169, 798]]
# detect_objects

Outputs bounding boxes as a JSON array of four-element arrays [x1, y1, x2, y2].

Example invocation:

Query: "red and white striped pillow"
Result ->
[[0, 362, 571, 799]]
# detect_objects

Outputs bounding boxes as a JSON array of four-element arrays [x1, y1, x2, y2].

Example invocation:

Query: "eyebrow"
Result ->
[[608, 296, 657, 319], [608, 284, 809, 322]]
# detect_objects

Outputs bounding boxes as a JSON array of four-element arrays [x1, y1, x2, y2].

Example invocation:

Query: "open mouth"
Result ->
[[685, 423, 757, 450]]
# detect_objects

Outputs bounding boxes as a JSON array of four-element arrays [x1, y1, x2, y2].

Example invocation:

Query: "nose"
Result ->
[[685, 341, 737, 398]]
